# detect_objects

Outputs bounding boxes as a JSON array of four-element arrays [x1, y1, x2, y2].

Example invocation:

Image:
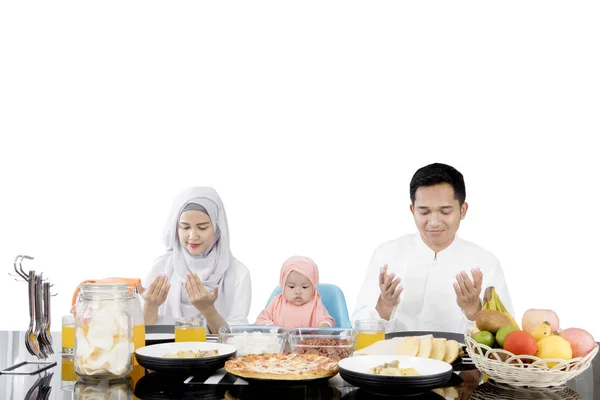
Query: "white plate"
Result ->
[[136, 341, 236, 359], [338, 354, 452, 377]]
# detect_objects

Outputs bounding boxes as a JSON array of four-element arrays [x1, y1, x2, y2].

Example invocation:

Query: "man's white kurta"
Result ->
[[352, 234, 513, 334]]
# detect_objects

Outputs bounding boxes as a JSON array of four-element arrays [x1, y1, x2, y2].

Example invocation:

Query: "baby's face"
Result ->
[[283, 270, 313, 306]]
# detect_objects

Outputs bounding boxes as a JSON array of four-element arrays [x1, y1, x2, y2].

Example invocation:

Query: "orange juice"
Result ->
[[62, 325, 75, 352], [355, 331, 385, 351], [133, 324, 146, 365], [61, 356, 78, 381], [175, 326, 207, 342]]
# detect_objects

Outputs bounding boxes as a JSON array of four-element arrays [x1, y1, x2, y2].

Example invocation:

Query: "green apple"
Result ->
[[473, 330, 496, 348], [496, 325, 520, 348]]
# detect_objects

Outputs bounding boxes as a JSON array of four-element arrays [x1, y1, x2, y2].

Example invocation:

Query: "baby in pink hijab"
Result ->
[[255, 256, 335, 330]]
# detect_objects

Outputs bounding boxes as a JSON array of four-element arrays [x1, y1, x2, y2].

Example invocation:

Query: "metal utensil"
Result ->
[[41, 282, 54, 355], [25, 270, 42, 358], [33, 274, 49, 359]]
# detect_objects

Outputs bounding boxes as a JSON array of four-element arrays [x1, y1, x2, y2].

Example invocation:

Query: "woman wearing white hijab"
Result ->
[[142, 187, 252, 333]]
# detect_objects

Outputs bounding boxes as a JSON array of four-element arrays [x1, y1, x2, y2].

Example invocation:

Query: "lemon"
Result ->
[[536, 335, 572, 368]]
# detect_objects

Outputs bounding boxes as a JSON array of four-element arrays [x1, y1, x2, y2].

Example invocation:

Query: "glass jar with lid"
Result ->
[[72, 278, 145, 365], [74, 283, 134, 380]]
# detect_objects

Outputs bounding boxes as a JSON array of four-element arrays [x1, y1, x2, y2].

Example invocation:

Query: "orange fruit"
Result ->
[[503, 330, 537, 356]]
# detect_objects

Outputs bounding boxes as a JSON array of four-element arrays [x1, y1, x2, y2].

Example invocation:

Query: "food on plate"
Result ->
[[395, 336, 461, 364], [355, 335, 462, 364], [430, 338, 447, 361], [368, 360, 420, 376], [293, 337, 353, 361], [495, 325, 520, 347], [535, 335, 572, 367], [417, 336, 433, 358], [224, 353, 338, 380], [397, 337, 419, 357], [163, 349, 219, 358], [481, 286, 519, 329], [558, 328, 596, 358], [355, 335, 431, 355], [443, 340, 460, 364], [475, 310, 512, 335], [522, 309, 560, 333], [503, 331, 538, 357], [224, 331, 283, 356]]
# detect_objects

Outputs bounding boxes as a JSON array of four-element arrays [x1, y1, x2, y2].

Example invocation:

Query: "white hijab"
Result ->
[[161, 187, 232, 321]]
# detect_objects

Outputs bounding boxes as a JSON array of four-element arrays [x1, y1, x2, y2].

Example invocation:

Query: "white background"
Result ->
[[1, 1, 599, 339]]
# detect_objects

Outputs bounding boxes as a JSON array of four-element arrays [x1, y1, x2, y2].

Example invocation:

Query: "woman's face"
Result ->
[[283, 270, 314, 306], [177, 210, 215, 256]]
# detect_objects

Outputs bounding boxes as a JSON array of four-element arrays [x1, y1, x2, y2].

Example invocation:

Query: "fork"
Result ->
[[33, 274, 49, 359], [25, 270, 42, 358], [41, 282, 54, 355]]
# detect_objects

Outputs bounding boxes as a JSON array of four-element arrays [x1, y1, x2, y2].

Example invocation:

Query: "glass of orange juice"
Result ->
[[354, 319, 385, 351], [175, 316, 207, 342], [62, 314, 75, 355]]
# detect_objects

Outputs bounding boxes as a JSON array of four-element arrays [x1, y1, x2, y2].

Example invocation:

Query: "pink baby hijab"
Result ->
[[256, 256, 334, 329]]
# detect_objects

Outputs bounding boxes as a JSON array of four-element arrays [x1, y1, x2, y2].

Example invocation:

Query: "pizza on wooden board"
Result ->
[[224, 353, 339, 380]]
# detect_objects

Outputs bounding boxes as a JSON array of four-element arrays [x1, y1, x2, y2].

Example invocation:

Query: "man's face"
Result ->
[[410, 183, 468, 253]]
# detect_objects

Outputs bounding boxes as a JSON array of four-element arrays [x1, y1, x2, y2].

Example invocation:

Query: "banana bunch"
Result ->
[[482, 286, 519, 329]]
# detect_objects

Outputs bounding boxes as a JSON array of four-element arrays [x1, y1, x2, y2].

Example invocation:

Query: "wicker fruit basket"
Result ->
[[464, 331, 598, 387]]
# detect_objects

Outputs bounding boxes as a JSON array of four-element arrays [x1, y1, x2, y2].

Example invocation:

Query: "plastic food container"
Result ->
[[218, 325, 288, 356], [288, 328, 357, 361]]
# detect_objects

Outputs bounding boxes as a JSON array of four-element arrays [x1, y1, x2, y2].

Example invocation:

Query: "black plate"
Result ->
[[137, 354, 232, 376], [385, 331, 477, 371], [342, 389, 446, 400], [135, 343, 236, 376], [339, 370, 462, 397], [136, 355, 234, 376], [340, 368, 451, 386]]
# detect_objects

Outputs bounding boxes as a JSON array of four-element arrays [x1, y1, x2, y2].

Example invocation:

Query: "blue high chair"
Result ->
[[265, 283, 352, 328]]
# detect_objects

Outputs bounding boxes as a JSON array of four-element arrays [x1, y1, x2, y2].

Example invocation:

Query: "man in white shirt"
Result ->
[[352, 163, 513, 334]]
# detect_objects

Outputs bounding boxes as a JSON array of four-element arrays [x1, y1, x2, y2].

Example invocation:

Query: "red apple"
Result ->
[[559, 328, 596, 358]]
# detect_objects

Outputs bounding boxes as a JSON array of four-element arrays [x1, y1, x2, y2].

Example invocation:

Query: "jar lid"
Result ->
[[80, 283, 129, 300], [81, 283, 129, 292]]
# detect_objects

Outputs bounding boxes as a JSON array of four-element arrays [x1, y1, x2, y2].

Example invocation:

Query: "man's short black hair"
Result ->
[[410, 163, 466, 205]]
